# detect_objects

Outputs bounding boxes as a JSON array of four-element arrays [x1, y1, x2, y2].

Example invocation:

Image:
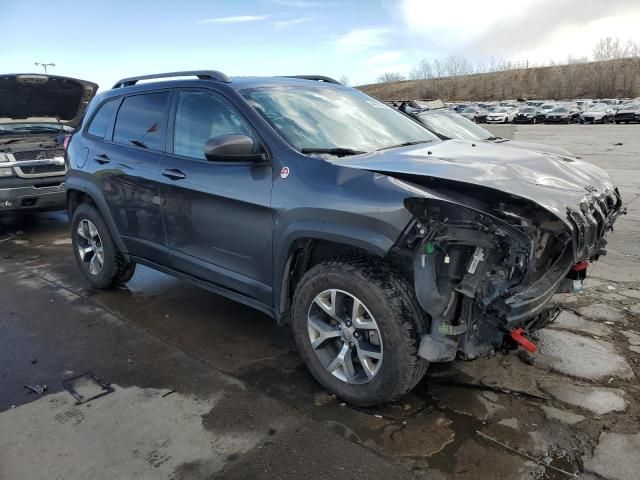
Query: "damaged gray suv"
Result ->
[[66, 71, 623, 406]]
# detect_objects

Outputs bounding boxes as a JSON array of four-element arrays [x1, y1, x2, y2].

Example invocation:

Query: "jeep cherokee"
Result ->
[[0, 74, 97, 212], [65, 71, 623, 406]]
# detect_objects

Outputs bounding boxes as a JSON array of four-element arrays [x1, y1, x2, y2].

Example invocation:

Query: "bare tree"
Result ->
[[622, 40, 640, 96], [376, 72, 406, 83], [593, 37, 625, 61], [338, 75, 349, 86], [378, 36, 640, 102], [409, 59, 433, 81]]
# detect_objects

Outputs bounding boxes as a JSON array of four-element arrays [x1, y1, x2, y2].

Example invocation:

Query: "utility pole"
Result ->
[[34, 62, 55, 74]]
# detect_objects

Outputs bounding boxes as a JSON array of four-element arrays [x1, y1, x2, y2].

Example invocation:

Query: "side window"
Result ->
[[173, 91, 256, 160], [87, 99, 118, 139], [113, 92, 169, 150]]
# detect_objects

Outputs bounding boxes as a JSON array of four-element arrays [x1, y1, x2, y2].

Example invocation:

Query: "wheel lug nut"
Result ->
[[346, 321, 351, 327], [354, 332, 359, 338]]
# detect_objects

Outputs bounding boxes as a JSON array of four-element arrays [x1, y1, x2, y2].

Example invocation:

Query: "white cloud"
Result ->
[[274, 17, 311, 29], [512, 13, 640, 64], [198, 15, 269, 24], [398, 0, 536, 40], [394, 0, 640, 62], [333, 27, 390, 53]]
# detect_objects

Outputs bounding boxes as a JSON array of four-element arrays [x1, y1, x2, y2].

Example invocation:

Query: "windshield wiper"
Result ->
[[376, 140, 432, 151], [300, 147, 365, 157]]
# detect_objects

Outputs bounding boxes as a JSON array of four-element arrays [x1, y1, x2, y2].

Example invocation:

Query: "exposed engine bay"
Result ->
[[397, 178, 624, 362]]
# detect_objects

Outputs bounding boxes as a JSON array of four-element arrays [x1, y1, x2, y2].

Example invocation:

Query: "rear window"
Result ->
[[113, 92, 169, 150], [87, 99, 118, 139]]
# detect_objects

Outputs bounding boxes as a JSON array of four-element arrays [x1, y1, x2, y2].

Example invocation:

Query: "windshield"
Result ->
[[462, 107, 477, 113], [551, 107, 568, 113], [521, 108, 536, 113], [589, 104, 608, 111], [492, 107, 510, 113], [541, 104, 555, 110], [240, 86, 437, 153], [0, 122, 69, 135], [416, 110, 492, 141]]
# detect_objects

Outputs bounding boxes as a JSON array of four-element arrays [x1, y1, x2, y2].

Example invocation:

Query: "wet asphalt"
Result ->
[[1, 125, 639, 480]]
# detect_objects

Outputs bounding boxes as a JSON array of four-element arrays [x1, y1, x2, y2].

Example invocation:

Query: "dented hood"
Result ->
[[0, 74, 98, 128], [336, 139, 617, 219]]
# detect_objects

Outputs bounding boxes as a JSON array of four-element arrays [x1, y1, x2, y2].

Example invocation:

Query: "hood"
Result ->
[[0, 74, 98, 128], [493, 139, 574, 157], [335, 139, 617, 222]]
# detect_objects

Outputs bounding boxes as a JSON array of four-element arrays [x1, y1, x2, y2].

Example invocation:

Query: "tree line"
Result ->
[[373, 37, 640, 101]]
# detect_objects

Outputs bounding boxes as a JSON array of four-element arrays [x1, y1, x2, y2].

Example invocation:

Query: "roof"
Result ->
[[108, 71, 345, 95]]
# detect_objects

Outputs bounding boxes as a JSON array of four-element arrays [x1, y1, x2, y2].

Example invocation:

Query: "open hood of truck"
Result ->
[[335, 139, 618, 219], [0, 74, 98, 128]]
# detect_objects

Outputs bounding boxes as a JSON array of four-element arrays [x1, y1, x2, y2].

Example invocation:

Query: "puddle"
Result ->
[[239, 361, 586, 478]]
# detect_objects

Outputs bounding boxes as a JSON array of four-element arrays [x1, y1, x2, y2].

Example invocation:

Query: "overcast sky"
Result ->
[[2, 0, 639, 89]]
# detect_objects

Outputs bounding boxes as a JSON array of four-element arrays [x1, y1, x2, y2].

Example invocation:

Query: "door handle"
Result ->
[[93, 154, 110, 164], [161, 168, 186, 180]]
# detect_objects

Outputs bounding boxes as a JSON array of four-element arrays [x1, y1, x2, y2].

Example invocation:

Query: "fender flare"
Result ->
[[65, 176, 129, 255], [273, 220, 399, 322]]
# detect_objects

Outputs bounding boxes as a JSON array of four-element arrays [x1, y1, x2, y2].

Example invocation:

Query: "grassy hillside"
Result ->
[[359, 58, 639, 101]]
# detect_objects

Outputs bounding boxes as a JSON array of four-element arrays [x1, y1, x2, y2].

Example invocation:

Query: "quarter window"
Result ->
[[113, 92, 169, 150], [87, 99, 118, 139], [173, 91, 255, 160]]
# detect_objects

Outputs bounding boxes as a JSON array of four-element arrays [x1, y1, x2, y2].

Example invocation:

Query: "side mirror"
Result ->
[[204, 134, 267, 162]]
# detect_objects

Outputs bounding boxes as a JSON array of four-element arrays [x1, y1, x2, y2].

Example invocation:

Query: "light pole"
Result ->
[[34, 62, 55, 74]]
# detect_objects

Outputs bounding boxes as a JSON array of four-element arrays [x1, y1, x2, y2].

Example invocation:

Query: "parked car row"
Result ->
[[448, 97, 640, 124]]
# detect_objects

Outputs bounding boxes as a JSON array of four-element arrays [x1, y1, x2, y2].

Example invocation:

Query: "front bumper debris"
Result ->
[[405, 189, 623, 362]]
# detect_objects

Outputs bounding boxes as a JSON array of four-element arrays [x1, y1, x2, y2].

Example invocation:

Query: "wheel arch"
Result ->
[[66, 177, 129, 256], [274, 229, 393, 325]]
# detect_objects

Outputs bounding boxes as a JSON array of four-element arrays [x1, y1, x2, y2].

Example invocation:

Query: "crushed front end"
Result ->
[[401, 186, 624, 362]]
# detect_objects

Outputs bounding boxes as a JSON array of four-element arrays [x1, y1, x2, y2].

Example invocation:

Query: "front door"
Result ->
[[159, 89, 273, 305]]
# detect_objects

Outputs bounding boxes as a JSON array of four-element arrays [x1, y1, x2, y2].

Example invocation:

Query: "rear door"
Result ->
[[89, 90, 171, 263], [159, 88, 273, 305]]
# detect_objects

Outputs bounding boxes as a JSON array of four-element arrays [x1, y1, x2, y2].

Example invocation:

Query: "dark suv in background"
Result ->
[[0, 74, 96, 212], [66, 71, 623, 406]]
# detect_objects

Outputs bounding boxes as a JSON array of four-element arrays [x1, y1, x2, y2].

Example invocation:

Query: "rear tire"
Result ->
[[71, 203, 136, 289], [291, 256, 428, 406]]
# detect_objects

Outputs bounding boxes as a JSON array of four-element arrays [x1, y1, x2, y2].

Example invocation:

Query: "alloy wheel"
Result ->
[[307, 289, 383, 384], [76, 219, 104, 275]]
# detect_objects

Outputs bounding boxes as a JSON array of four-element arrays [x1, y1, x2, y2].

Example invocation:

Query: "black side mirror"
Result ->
[[204, 134, 267, 162]]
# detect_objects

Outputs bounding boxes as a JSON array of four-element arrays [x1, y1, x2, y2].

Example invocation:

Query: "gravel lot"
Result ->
[[0, 124, 638, 480]]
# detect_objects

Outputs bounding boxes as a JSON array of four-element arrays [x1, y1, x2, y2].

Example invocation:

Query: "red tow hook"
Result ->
[[510, 328, 537, 353], [571, 261, 589, 272]]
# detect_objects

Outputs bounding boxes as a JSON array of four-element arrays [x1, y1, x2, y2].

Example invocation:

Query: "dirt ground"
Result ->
[[0, 124, 638, 479]]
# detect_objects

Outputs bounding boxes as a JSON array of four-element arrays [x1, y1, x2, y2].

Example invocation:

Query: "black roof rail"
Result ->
[[282, 75, 342, 85], [112, 70, 230, 89]]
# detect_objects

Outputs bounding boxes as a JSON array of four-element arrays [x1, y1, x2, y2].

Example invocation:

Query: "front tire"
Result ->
[[71, 203, 136, 289], [291, 256, 428, 406]]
